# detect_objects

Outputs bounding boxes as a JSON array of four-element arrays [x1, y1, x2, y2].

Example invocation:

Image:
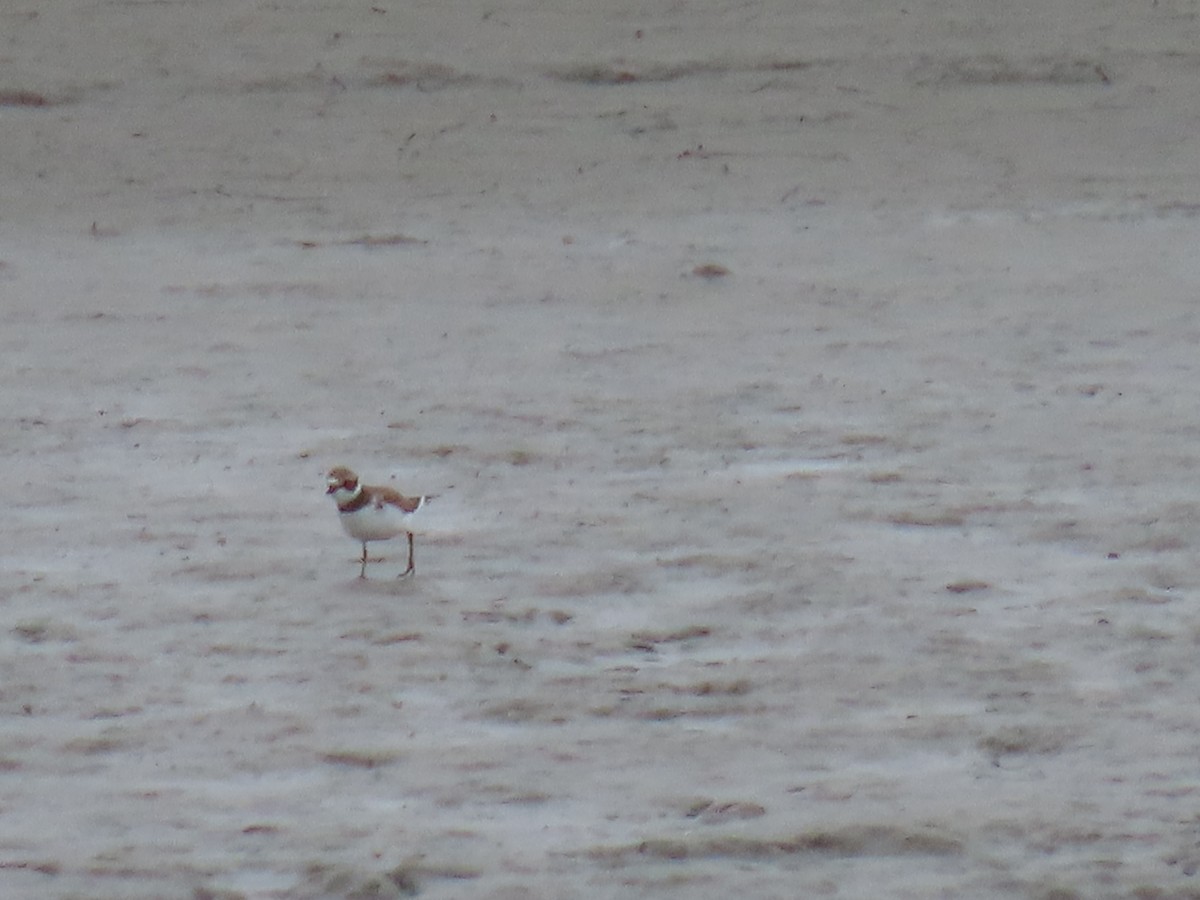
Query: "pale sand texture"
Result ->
[[4, 2, 1200, 897]]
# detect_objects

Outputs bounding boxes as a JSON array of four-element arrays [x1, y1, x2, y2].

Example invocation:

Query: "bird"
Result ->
[[325, 466, 433, 578]]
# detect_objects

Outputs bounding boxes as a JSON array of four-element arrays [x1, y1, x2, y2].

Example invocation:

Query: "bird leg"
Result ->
[[359, 542, 369, 579], [399, 532, 415, 577]]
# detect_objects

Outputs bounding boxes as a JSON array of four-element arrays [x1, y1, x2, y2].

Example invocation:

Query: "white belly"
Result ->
[[339, 505, 413, 543]]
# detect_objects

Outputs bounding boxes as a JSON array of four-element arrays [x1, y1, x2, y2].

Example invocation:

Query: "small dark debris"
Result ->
[[0, 90, 53, 107], [945, 580, 990, 594]]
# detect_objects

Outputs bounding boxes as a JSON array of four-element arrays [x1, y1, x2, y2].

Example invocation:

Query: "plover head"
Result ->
[[326, 466, 360, 497]]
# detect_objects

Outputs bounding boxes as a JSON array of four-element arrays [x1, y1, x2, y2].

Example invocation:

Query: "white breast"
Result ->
[[340, 503, 414, 542]]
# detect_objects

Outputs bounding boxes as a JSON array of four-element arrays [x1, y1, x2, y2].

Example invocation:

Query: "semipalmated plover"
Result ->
[[326, 466, 432, 578]]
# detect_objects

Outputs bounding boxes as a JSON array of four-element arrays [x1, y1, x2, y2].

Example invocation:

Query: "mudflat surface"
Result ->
[[4, 2, 1200, 897]]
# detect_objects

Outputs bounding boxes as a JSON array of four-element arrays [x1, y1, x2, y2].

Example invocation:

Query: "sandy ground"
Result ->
[[4, 1, 1200, 897]]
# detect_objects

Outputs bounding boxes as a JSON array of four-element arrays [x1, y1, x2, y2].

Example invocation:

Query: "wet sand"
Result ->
[[4, 2, 1200, 897]]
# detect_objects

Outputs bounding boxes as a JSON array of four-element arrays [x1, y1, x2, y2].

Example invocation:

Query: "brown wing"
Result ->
[[372, 485, 423, 513]]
